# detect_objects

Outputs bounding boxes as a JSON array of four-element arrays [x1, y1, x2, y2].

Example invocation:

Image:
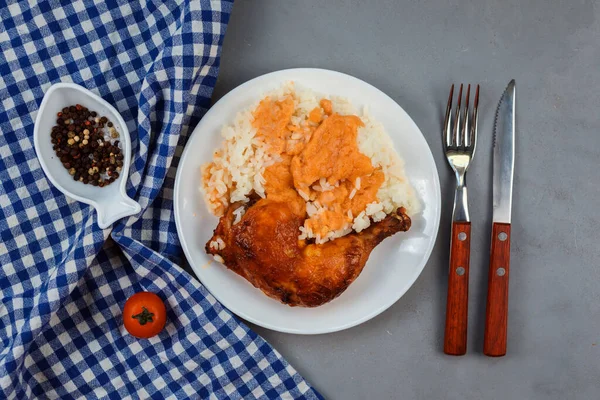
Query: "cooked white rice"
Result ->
[[232, 206, 245, 225], [201, 82, 420, 244], [209, 237, 226, 251]]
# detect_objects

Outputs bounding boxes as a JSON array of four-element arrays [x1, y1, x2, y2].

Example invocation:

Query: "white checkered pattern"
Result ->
[[0, 0, 322, 398]]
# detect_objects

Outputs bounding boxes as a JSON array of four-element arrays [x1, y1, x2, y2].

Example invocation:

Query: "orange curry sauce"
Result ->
[[253, 96, 383, 238]]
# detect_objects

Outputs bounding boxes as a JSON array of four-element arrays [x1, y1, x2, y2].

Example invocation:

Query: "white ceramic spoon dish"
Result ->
[[34, 82, 140, 229]]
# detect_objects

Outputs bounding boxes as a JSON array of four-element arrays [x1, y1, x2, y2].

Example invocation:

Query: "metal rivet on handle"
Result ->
[[456, 267, 465, 276], [458, 232, 467, 241], [498, 232, 508, 241], [496, 267, 506, 276]]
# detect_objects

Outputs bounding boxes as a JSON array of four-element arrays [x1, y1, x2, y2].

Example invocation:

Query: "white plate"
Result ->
[[174, 68, 441, 334]]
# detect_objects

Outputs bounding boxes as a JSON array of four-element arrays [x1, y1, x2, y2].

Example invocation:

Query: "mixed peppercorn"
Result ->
[[50, 104, 124, 187]]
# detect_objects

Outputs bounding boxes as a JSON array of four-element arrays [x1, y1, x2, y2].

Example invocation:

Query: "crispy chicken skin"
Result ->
[[206, 198, 411, 307]]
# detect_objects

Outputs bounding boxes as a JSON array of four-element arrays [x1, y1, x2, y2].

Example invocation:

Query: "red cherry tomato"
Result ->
[[123, 292, 166, 338]]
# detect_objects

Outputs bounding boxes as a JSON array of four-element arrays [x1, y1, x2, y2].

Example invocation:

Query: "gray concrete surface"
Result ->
[[207, 1, 600, 399]]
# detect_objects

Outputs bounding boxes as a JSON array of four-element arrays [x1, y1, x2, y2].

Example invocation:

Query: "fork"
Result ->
[[442, 83, 479, 355]]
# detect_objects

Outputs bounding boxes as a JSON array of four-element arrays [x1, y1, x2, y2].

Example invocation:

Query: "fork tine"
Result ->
[[443, 84, 454, 147], [453, 84, 463, 146], [470, 84, 480, 153], [462, 84, 471, 148]]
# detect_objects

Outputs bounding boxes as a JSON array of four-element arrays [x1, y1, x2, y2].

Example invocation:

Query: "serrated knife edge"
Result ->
[[492, 79, 516, 223]]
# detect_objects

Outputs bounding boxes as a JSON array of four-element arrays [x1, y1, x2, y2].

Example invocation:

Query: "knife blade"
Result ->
[[484, 80, 515, 357], [492, 80, 516, 223]]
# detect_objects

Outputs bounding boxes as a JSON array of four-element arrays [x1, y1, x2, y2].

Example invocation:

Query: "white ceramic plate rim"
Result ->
[[175, 68, 441, 334]]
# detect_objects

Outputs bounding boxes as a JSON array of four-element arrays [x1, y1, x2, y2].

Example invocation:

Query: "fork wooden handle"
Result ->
[[484, 223, 511, 357], [444, 221, 471, 355]]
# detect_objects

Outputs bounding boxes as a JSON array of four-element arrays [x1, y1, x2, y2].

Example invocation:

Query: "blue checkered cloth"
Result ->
[[0, 1, 323, 398]]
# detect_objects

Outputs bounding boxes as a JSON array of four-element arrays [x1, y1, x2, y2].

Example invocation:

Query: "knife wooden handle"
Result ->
[[444, 221, 471, 355], [484, 222, 511, 357]]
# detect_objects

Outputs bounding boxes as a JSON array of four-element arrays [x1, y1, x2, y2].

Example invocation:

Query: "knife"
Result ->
[[484, 80, 515, 357]]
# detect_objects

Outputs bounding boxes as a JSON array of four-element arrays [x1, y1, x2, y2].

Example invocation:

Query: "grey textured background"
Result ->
[[206, 1, 600, 399]]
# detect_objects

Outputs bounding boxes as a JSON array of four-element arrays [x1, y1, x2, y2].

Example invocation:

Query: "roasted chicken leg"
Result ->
[[206, 198, 411, 307]]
